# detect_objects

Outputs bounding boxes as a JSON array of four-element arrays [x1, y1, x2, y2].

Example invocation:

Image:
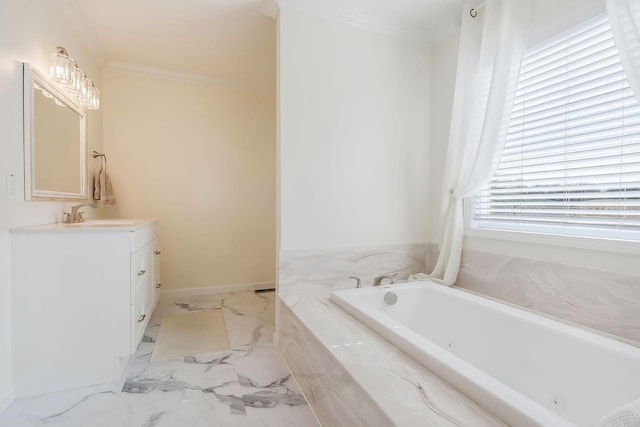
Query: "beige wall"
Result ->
[[278, 8, 431, 251], [102, 70, 276, 291], [0, 0, 104, 408]]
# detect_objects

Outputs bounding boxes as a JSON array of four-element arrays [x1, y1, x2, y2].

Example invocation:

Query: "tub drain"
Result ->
[[384, 292, 397, 305]]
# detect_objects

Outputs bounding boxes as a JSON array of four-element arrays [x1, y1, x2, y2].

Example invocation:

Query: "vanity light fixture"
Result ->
[[49, 46, 100, 110]]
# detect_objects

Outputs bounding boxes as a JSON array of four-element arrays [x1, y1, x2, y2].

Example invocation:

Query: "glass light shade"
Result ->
[[47, 47, 100, 110], [79, 78, 93, 107], [88, 87, 100, 110], [68, 67, 84, 95], [50, 52, 72, 85]]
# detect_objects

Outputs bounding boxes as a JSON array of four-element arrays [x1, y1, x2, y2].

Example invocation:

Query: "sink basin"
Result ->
[[64, 219, 143, 228]]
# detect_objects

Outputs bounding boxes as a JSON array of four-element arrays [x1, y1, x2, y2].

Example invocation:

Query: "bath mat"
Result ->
[[151, 309, 230, 362]]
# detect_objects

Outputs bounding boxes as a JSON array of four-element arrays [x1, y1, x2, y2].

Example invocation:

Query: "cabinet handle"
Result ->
[[155, 283, 161, 288], [138, 270, 146, 276], [138, 314, 146, 323], [154, 250, 161, 255]]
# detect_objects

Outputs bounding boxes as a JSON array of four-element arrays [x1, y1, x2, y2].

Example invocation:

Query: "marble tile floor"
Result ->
[[0, 291, 319, 427]]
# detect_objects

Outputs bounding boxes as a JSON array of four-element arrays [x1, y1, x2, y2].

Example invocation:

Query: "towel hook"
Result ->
[[92, 150, 107, 171]]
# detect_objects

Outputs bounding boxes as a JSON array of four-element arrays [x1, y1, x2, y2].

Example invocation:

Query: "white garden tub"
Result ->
[[330, 280, 640, 427]]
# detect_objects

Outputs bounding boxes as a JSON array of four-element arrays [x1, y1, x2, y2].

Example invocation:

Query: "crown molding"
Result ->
[[104, 62, 275, 95], [276, 0, 438, 44]]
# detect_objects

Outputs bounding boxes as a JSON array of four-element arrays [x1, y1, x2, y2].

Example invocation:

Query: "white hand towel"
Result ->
[[97, 169, 115, 207], [93, 170, 101, 200]]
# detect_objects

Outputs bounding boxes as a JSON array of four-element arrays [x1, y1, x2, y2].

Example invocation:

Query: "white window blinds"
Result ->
[[473, 13, 640, 241]]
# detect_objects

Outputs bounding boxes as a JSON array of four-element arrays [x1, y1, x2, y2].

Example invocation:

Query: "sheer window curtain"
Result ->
[[430, 0, 531, 285], [606, 0, 640, 97]]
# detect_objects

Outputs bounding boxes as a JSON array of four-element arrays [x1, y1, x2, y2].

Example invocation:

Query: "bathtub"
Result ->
[[329, 280, 640, 427]]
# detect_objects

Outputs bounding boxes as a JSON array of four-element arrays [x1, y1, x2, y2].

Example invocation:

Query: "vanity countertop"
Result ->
[[10, 219, 157, 233]]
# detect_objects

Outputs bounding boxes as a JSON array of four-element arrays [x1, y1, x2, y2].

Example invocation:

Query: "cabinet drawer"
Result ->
[[131, 240, 155, 351]]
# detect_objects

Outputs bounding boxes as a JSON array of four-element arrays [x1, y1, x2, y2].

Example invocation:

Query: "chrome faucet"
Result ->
[[70, 202, 96, 223], [349, 276, 362, 288], [373, 275, 395, 286]]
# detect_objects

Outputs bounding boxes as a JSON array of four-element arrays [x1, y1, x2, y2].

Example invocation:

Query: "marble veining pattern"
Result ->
[[0, 291, 319, 427], [278, 243, 428, 294], [278, 299, 394, 427], [278, 291, 508, 426], [426, 242, 440, 275], [455, 248, 640, 345]]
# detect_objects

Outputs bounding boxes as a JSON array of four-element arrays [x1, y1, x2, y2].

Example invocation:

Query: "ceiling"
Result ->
[[278, 0, 466, 41], [72, 0, 465, 91]]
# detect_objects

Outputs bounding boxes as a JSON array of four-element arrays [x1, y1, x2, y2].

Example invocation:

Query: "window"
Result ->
[[472, 13, 640, 243]]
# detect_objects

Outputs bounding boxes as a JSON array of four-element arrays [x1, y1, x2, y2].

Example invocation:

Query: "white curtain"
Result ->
[[606, 0, 640, 98], [430, 0, 531, 285]]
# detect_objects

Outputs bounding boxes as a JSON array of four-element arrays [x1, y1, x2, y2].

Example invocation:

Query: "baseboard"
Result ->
[[159, 281, 275, 298], [0, 386, 15, 415]]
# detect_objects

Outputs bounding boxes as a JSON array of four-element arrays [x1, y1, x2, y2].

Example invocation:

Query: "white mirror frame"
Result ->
[[23, 63, 88, 201]]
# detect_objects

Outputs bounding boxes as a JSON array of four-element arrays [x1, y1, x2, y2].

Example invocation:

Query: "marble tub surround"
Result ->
[[452, 248, 640, 344], [278, 298, 393, 427], [278, 243, 428, 293], [278, 291, 508, 426], [0, 291, 318, 427], [426, 242, 440, 274]]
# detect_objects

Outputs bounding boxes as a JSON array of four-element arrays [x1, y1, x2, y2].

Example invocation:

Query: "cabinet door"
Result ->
[[131, 242, 153, 350], [152, 239, 161, 309]]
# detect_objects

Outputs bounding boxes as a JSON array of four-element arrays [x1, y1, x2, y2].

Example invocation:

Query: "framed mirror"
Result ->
[[23, 63, 88, 200]]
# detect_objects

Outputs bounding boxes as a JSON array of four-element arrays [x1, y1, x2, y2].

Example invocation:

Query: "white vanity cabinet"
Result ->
[[130, 226, 158, 350], [152, 241, 162, 310], [11, 219, 159, 398]]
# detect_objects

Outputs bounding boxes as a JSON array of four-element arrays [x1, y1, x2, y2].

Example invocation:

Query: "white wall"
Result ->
[[428, 0, 639, 275], [427, 33, 459, 245], [102, 70, 276, 291], [278, 8, 431, 251], [0, 0, 104, 409]]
